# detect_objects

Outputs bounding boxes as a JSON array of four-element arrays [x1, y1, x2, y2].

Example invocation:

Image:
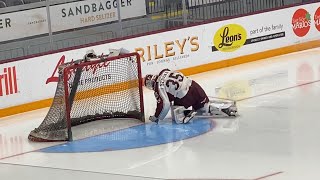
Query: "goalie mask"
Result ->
[[84, 49, 97, 61], [145, 74, 157, 90]]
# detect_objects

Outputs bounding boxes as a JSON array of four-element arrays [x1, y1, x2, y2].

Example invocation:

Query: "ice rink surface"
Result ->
[[1, 47, 320, 180]]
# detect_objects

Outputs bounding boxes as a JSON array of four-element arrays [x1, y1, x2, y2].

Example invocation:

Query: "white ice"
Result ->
[[1, 47, 320, 180]]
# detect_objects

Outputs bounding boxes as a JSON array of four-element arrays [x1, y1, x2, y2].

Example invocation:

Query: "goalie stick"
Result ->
[[64, 60, 84, 141]]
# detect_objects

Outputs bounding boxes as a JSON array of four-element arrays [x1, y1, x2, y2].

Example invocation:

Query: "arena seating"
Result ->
[[0, 0, 7, 8], [5, 0, 25, 6]]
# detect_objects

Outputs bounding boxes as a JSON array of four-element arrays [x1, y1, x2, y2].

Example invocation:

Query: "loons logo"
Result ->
[[212, 24, 285, 53], [0, 66, 18, 97], [314, 7, 320, 32], [292, 8, 311, 37], [213, 24, 247, 52]]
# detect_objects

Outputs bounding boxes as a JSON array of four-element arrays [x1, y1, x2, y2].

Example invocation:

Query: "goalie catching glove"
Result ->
[[149, 116, 159, 124]]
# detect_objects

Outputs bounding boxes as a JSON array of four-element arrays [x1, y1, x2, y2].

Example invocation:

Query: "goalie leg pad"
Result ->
[[182, 110, 197, 124], [195, 100, 237, 117], [171, 106, 196, 124], [209, 100, 237, 117], [196, 103, 211, 116]]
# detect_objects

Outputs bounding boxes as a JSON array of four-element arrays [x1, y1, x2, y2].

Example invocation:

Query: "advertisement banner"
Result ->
[[0, 0, 146, 42], [50, 0, 146, 32], [0, 8, 48, 42]]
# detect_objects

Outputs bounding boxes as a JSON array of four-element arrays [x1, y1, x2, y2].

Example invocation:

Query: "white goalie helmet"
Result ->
[[144, 74, 158, 90], [84, 49, 97, 61]]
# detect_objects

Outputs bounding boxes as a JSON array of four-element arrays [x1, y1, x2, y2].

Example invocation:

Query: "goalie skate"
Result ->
[[221, 102, 237, 117]]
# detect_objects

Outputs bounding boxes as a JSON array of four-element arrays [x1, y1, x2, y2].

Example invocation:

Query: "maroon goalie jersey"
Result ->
[[153, 69, 209, 120]]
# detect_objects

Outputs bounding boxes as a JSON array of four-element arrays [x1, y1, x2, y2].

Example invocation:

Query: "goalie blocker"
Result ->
[[145, 69, 238, 124]]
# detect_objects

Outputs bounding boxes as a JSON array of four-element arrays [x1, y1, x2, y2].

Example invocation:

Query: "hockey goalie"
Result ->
[[144, 69, 238, 124]]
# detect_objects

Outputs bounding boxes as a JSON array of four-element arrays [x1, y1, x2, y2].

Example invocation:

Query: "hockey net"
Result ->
[[28, 52, 144, 142]]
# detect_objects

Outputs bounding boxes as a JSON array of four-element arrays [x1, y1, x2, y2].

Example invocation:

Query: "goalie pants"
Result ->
[[172, 81, 209, 111]]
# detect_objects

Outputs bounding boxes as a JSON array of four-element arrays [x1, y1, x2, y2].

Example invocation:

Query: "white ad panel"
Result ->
[[0, 8, 48, 42], [0, 2, 319, 109], [49, 0, 146, 32], [202, 3, 320, 63], [97, 28, 206, 76], [0, 0, 146, 42], [0, 54, 63, 108]]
